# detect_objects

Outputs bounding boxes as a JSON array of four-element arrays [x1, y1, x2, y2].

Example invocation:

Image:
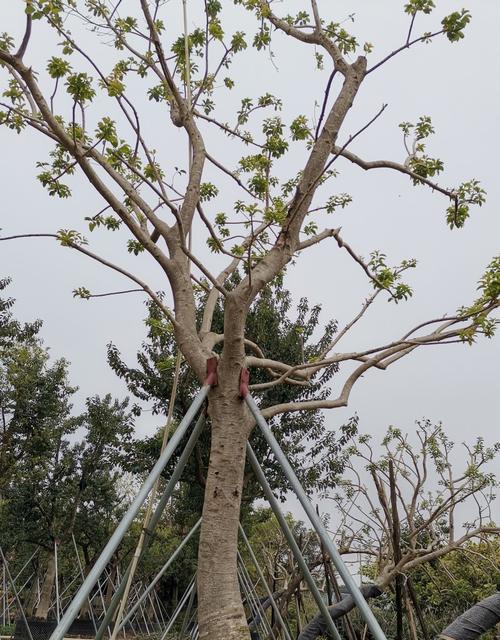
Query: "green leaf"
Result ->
[[72, 286, 91, 300], [442, 9, 472, 43], [65, 72, 96, 103], [47, 57, 71, 79], [290, 115, 311, 141], [200, 183, 219, 202], [231, 31, 247, 52], [57, 229, 88, 246], [404, 0, 435, 16], [127, 240, 145, 255]]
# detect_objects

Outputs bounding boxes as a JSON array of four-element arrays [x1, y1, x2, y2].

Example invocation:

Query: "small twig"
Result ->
[[84, 289, 143, 298], [333, 146, 456, 201], [367, 29, 445, 75], [315, 70, 337, 141], [0, 233, 176, 324], [15, 13, 32, 59], [205, 152, 256, 198]]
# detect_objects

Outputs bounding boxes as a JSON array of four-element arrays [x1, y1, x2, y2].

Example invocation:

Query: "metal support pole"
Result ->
[[160, 576, 196, 640], [146, 590, 162, 634], [72, 535, 98, 635], [18, 571, 35, 604], [184, 605, 198, 639], [238, 571, 261, 640], [153, 590, 167, 629], [48, 385, 210, 640], [13, 549, 39, 585], [95, 412, 206, 640], [179, 575, 197, 638], [136, 591, 150, 636], [238, 525, 293, 640], [2, 561, 6, 627], [238, 564, 273, 640], [117, 518, 201, 633], [0, 547, 34, 640], [54, 540, 60, 623], [245, 393, 388, 640], [247, 444, 342, 640], [52, 573, 79, 609]]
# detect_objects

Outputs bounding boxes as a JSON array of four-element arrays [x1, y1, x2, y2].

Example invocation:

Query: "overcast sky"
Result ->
[[1, 1, 499, 508]]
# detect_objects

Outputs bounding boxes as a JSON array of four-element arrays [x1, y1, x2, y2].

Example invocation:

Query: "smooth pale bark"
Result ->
[[34, 553, 56, 620], [197, 328, 253, 640], [439, 593, 500, 640]]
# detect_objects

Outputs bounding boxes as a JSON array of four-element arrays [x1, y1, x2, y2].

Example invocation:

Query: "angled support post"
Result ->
[[49, 364, 216, 640], [238, 525, 293, 640], [116, 517, 202, 633], [241, 373, 388, 640], [246, 444, 342, 640], [54, 540, 60, 623], [237, 561, 274, 640], [0, 547, 34, 640], [160, 575, 196, 640], [94, 410, 207, 640], [13, 548, 39, 585], [179, 573, 197, 638], [71, 535, 98, 636]]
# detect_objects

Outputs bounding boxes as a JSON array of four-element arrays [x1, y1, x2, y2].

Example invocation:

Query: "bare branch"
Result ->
[[367, 29, 445, 75], [15, 13, 32, 59], [332, 146, 456, 201], [262, 2, 349, 73], [314, 70, 337, 141], [0, 234, 176, 324], [319, 290, 381, 358], [82, 289, 144, 299], [205, 152, 256, 198]]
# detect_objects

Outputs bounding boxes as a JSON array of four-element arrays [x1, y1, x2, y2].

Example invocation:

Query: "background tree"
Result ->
[[0, 277, 40, 350], [295, 422, 499, 639], [411, 539, 500, 640], [1, 2, 499, 638], [0, 281, 135, 621]]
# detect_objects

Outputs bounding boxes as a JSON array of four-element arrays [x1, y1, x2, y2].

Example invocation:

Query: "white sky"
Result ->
[[1, 1, 499, 517]]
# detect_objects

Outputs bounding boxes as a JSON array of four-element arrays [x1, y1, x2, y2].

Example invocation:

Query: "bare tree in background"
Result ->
[[295, 422, 499, 640]]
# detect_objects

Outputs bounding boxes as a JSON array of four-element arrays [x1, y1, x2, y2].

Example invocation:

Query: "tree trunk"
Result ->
[[105, 563, 118, 611], [197, 356, 252, 640], [34, 552, 56, 620], [404, 587, 418, 640], [439, 592, 500, 640], [26, 571, 41, 618], [297, 584, 383, 640]]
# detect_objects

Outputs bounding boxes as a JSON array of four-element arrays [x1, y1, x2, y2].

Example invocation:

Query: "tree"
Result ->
[[296, 422, 499, 639], [0, 276, 41, 350], [0, 3, 498, 638], [412, 539, 500, 640], [1, 346, 134, 619], [0, 276, 42, 497], [0, 342, 76, 511], [0, 281, 135, 620]]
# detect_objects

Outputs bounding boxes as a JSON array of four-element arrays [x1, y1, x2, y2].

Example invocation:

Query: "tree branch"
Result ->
[[332, 146, 456, 201], [15, 13, 32, 59], [0, 234, 176, 325]]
